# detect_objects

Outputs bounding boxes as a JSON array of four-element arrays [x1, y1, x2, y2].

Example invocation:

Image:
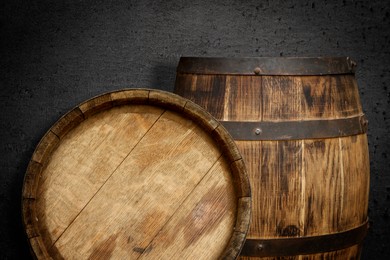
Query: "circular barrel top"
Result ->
[[176, 57, 357, 75], [22, 89, 251, 260]]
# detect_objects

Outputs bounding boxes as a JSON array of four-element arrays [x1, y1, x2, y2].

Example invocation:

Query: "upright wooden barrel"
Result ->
[[175, 57, 370, 259], [22, 89, 251, 259]]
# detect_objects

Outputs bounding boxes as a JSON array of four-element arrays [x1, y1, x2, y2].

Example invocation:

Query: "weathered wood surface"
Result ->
[[175, 57, 370, 259], [22, 89, 251, 260]]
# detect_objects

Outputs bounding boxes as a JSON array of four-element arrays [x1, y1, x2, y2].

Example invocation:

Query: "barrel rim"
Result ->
[[176, 56, 357, 75], [21, 88, 251, 259]]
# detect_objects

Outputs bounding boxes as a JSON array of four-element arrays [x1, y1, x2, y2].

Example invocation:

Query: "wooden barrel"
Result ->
[[174, 57, 370, 259], [22, 89, 251, 259]]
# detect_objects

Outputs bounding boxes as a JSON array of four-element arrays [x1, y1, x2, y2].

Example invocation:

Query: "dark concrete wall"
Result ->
[[1, 0, 389, 259]]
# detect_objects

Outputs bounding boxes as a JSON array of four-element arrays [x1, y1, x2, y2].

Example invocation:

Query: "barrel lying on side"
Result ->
[[22, 89, 251, 260], [175, 57, 370, 259]]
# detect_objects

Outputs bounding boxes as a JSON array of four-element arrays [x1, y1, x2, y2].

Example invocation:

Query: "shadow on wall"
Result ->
[[151, 62, 178, 92]]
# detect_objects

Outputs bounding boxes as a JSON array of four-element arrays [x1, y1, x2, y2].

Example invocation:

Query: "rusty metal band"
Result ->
[[221, 115, 368, 141], [240, 220, 369, 257], [177, 57, 356, 75]]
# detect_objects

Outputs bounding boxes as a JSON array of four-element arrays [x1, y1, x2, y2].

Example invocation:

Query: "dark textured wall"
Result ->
[[1, 0, 389, 259]]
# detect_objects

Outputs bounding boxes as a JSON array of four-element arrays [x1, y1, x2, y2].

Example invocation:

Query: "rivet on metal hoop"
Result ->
[[255, 128, 262, 135], [257, 243, 264, 251]]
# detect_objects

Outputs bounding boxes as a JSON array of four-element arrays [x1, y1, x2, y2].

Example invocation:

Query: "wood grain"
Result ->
[[22, 89, 251, 259], [31, 131, 59, 165], [50, 110, 226, 259], [223, 75, 262, 121], [302, 138, 342, 236], [36, 105, 165, 247], [239, 244, 362, 260], [136, 157, 236, 260], [240, 140, 304, 238], [262, 76, 304, 121], [175, 59, 370, 260], [176, 74, 227, 119]]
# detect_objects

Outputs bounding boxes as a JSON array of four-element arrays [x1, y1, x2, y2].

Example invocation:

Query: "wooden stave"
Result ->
[[174, 57, 370, 259], [21, 88, 252, 260]]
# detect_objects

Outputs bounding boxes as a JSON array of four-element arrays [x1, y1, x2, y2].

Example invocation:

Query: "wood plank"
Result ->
[[190, 75, 226, 119], [22, 199, 38, 239], [339, 134, 370, 228], [137, 157, 236, 260], [302, 138, 342, 236], [174, 73, 194, 97], [50, 110, 224, 259], [31, 131, 59, 165], [329, 75, 362, 118], [263, 75, 362, 121], [28, 237, 52, 259], [175, 74, 226, 119], [262, 76, 305, 121], [22, 160, 42, 199], [238, 140, 303, 239], [300, 244, 362, 260], [149, 90, 187, 112], [299, 75, 362, 120], [267, 141, 303, 238], [223, 76, 262, 121], [36, 105, 165, 247], [235, 140, 262, 237], [110, 89, 149, 106], [299, 75, 332, 119], [239, 244, 361, 260], [230, 159, 251, 198], [302, 135, 370, 236], [184, 101, 220, 134], [79, 93, 113, 118], [51, 108, 84, 139]]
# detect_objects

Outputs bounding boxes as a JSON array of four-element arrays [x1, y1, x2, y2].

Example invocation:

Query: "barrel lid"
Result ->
[[22, 89, 251, 259], [177, 57, 356, 75]]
